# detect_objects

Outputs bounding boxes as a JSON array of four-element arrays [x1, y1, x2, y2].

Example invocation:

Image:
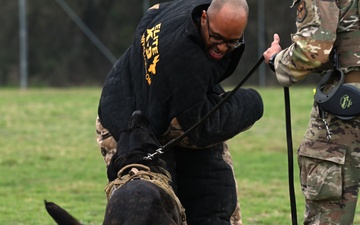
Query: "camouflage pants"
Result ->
[[96, 116, 242, 225], [297, 88, 360, 225]]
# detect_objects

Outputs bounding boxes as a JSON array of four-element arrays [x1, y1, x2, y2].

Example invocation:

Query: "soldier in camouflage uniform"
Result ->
[[264, 0, 360, 224]]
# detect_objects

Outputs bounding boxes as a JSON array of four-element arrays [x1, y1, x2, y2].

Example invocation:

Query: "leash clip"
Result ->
[[143, 147, 164, 160]]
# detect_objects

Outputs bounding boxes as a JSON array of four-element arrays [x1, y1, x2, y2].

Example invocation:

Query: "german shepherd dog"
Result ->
[[45, 111, 186, 225]]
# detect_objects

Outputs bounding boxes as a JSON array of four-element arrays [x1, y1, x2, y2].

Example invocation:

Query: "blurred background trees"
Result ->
[[1, 0, 312, 87]]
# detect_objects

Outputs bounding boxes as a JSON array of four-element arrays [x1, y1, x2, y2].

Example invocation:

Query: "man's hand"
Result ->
[[263, 33, 282, 63]]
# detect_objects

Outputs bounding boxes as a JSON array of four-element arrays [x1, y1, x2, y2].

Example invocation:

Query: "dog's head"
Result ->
[[107, 110, 167, 181]]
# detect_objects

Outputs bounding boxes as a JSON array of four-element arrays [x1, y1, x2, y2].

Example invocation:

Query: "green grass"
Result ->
[[0, 87, 358, 224]]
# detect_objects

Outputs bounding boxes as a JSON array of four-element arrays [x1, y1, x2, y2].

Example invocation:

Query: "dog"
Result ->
[[45, 111, 186, 225]]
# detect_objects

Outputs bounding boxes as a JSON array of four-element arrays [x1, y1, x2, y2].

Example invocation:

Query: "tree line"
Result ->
[[1, 0, 318, 87]]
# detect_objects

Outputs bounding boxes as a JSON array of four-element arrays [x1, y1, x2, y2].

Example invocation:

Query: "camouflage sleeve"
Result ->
[[274, 0, 340, 86]]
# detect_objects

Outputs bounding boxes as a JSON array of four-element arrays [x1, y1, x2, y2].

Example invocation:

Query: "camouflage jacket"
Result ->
[[274, 0, 360, 86]]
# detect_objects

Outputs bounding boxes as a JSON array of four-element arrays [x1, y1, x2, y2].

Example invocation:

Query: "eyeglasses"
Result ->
[[206, 13, 244, 49]]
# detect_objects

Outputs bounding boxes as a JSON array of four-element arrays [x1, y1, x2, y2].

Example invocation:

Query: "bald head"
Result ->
[[206, 0, 248, 37], [207, 0, 249, 17]]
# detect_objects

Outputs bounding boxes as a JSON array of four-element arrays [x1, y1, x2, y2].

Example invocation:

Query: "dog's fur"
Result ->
[[45, 111, 184, 225]]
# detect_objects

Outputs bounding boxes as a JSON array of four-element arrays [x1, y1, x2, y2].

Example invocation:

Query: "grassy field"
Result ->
[[0, 87, 358, 225]]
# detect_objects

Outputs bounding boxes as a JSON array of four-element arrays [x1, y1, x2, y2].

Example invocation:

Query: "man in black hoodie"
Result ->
[[96, 0, 263, 224]]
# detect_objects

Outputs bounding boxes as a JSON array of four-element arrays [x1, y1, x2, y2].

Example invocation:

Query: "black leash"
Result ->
[[284, 87, 298, 225], [144, 56, 265, 160]]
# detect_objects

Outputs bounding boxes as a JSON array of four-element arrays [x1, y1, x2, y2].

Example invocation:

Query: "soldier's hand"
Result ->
[[263, 33, 282, 63]]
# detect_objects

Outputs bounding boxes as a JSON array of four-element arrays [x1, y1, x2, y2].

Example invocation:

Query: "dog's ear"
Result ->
[[129, 110, 149, 128], [107, 110, 162, 181], [44, 200, 82, 225]]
